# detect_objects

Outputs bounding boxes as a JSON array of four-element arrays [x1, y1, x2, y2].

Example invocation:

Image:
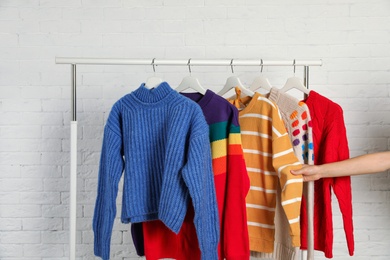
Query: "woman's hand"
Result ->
[[291, 165, 323, 182]]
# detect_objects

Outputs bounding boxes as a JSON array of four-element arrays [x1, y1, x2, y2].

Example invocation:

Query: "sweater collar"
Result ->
[[132, 82, 175, 104], [180, 89, 214, 109], [237, 92, 262, 115]]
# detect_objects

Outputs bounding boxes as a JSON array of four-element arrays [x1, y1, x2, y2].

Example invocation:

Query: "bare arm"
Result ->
[[291, 151, 390, 182]]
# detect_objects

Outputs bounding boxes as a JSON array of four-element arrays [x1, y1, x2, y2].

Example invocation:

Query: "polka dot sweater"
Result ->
[[268, 88, 314, 166]]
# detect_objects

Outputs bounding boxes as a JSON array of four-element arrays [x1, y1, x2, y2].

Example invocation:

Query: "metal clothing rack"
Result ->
[[55, 57, 322, 260]]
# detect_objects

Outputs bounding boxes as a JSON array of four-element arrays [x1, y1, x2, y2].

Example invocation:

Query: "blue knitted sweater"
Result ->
[[93, 82, 220, 260]]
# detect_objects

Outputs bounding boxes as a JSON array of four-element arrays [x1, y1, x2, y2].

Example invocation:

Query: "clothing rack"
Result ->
[[55, 57, 322, 260]]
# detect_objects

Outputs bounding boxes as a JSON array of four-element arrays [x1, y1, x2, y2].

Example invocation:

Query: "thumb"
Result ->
[[290, 169, 301, 175]]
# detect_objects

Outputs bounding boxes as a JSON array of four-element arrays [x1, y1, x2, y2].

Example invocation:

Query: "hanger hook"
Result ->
[[187, 58, 192, 74], [230, 59, 234, 74], [293, 59, 296, 75], [152, 58, 156, 73], [260, 59, 264, 73]]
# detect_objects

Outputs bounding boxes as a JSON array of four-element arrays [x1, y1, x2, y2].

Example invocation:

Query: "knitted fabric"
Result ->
[[262, 88, 314, 260], [268, 88, 314, 165], [92, 82, 220, 260], [138, 90, 250, 260], [228, 92, 303, 254], [301, 90, 354, 258]]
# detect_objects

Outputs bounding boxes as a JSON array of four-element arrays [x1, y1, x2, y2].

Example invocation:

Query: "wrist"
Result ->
[[319, 165, 328, 178]]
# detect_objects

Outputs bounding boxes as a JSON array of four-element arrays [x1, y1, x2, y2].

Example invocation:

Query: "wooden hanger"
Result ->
[[175, 59, 206, 94]]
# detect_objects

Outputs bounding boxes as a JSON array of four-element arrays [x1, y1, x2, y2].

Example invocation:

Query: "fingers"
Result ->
[[290, 165, 316, 182], [291, 166, 308, 176], [290, 169, 302, 175]]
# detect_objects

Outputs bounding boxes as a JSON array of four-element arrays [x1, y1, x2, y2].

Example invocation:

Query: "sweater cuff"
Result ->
[[226, 253, 250, 260], [200, 244, 218, 260], [94, 248, 109, 260], [94, 238, 110, 260], [291, 235, 301, 247]]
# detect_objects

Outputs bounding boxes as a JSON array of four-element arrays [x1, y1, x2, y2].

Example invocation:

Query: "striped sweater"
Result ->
[[183, 90, 250, 260], [140, 90, 250, 260], [266, 88, 315, 260], [230, 92, 303, 254]]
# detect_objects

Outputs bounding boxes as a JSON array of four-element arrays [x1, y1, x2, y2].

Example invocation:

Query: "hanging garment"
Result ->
[[135, 89, 250, 260], [300, 90, 354, 258], [259, 87, 314, 260], [92, 82, 220, 260], [268, 88, 314, 165], [228, 92, 303, 255]]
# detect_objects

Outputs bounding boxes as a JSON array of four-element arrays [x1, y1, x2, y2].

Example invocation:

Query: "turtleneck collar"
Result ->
[[132, 82, 175, 104]]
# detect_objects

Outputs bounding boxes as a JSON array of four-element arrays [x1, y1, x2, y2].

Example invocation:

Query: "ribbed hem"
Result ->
[[131, 81, 176, 106], [250, 243, 299, 260], [226, 253, 250, 260], [200, 244, 219, 260], [94, 244, 110, 260]]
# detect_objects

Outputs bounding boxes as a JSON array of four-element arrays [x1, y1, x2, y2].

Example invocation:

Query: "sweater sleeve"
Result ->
[[181, 132, 220, 260], [271, 106, 303, 247], [223, 121, 250, 260], [323, 109, 354, 256], [93, 108, 125, 260]]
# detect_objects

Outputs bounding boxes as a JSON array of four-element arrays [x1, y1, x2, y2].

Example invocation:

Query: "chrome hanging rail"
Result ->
[[56, 57, 322, 66], [56, 57, 322, 260]]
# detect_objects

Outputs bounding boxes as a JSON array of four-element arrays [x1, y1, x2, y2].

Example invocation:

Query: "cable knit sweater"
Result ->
[[300, 90, 354, 258], [92, 82, 220, 260]]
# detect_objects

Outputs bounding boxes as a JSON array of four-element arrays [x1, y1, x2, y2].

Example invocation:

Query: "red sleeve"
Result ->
[[223, 123, 250, 260], [319, 107, 354, 257], [325, 109, 354, 256]]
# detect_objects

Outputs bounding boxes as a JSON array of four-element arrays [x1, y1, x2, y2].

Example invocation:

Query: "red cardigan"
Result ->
[[301, 91, 354, 258]]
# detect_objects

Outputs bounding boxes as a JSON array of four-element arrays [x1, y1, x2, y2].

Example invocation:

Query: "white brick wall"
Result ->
[[0, 0, 389, 259]]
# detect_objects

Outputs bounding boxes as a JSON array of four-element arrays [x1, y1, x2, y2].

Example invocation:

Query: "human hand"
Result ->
[[291, 165, 322, 182]]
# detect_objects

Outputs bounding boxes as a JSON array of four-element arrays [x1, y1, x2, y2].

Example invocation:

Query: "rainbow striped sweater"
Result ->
[[230, 92, 303, 254], [182, 90, 250, 260]]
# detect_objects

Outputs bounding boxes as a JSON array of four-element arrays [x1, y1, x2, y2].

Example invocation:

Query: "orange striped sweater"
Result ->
[[230, 92, 303, 253]]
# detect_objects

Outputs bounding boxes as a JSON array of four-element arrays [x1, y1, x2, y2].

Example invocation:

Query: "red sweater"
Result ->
[[301, 91, 354, 258]]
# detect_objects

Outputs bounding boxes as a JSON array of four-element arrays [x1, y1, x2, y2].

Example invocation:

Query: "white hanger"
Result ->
[[175, 59, 206, 94], [145, 58, 163, 89], [145, 76, 163, 89], [280, 60, 309, 95], [176, 76, 206, 94], [217, 59, 254, 97], [250, 59, 272, 92], [280, 77, 309, 95]]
